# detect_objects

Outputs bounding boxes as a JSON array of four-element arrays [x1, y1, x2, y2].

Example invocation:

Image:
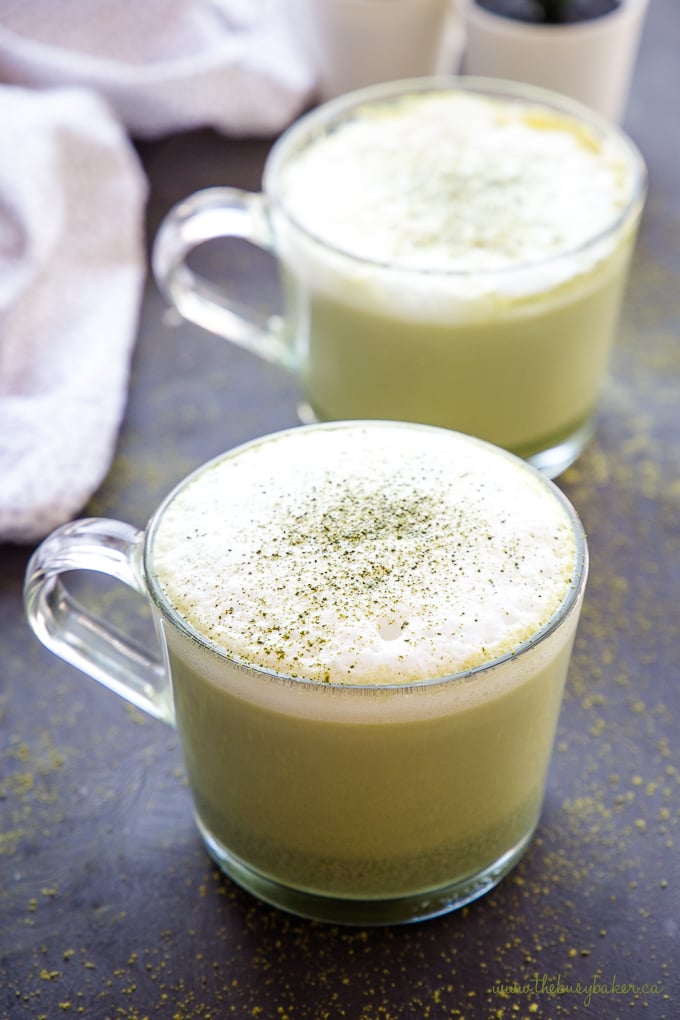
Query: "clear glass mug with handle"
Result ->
[[25, 421, 588, 925], [152, 76, 646, 477]]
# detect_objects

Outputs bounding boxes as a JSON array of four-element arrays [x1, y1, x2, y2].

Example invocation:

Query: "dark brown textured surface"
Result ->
[[2, 3, 679, 1017]]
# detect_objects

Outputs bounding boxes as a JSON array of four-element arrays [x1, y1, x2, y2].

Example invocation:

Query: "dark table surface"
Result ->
[[2, 3, 679, 1018]]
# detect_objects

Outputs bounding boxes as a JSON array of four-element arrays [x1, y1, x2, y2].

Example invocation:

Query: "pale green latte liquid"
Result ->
[[288, 236, 633, 456], [165, 629, 576, 899]]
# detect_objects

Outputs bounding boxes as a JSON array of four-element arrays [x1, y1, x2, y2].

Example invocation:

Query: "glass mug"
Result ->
[[152, 76, 646, 478], [24, 422, 588, 925]]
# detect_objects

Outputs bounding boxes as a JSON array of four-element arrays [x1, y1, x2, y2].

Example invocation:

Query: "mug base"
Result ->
[[196, 816, 535, 926], [297, 402, 593, 480], [523, 418, 594, 479]]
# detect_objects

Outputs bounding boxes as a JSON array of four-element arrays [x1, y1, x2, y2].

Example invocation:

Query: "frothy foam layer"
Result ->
[[280, 91, 633, 274], [151, 424, 578, 686]]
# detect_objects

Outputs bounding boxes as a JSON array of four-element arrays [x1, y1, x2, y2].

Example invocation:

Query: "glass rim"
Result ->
[[263, 74, 647, 279], [143, 420, 589, 695]]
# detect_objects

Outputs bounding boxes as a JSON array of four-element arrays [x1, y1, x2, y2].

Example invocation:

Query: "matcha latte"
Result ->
[[153, 78, 646, 478], [269, 82, 644, 474], [147, 422, 588, 923]]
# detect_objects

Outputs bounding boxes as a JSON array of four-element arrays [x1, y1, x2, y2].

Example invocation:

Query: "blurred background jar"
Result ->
[[293, 0, 464, 101], [460, 0, 650, 122]]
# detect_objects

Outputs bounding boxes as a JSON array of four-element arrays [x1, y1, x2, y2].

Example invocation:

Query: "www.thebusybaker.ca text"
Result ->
[[492, 973, 663, 1008]]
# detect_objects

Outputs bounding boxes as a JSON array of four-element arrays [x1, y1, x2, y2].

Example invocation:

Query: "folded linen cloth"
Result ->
[[0, 2, 314, 544], [0, 85, 147, 544], [0, 0, 313, 137]]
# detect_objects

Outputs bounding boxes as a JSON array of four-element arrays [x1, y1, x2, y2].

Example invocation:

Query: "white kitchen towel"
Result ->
[[0, 2, 314, 544], [0, 85, 148, 544], [0, 0, 313, 138]]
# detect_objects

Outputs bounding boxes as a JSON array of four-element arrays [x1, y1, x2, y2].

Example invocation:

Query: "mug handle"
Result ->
[[152, 187, 295, 372], [24, 518, 174, 726]]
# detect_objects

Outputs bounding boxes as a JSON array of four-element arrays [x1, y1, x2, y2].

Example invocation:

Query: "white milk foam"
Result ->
[[276, 91, 636, 316], [152, 423, 578, 686]]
